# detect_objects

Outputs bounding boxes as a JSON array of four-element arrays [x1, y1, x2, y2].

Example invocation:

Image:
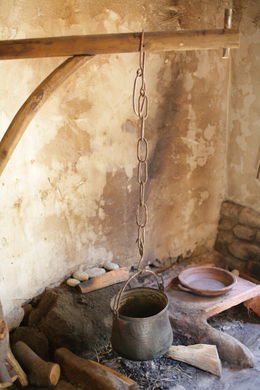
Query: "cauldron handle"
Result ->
[[112, 269, 164, 316]]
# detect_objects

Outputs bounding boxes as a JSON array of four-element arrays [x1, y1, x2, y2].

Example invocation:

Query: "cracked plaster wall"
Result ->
[[227, 0, 260, 212], [0, 0, 231, 326]]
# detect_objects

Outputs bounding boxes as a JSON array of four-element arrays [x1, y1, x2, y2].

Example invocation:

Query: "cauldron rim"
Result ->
[[110, 286, 169, 321]]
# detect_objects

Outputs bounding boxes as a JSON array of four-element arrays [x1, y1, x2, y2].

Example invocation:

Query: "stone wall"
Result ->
[[215, 201, 260, 279]]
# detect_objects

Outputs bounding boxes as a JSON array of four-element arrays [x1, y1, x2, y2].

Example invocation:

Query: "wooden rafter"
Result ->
[[0, 29, 239, 60], [0, 55, 94, 175]]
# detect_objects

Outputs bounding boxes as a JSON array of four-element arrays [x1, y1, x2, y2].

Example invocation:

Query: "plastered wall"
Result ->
[[0, 0, 232, 325], [227, 0, 260, 211]]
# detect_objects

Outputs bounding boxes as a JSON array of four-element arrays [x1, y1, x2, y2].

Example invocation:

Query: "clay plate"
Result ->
[[178, 266, 237, 296]]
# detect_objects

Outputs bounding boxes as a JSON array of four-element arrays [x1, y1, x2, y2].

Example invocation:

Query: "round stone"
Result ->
[[72, 271, 89, 281], [86, 267, 106, 278], [66, 278, 80, 287], [104, 262, 119, 271]]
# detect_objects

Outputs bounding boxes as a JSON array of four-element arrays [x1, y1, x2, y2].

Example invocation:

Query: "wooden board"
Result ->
[[55, 348, 139, 390], [167, 276, 260, 318], [78, 268, 130, 294], [0, 30, 239, 60]]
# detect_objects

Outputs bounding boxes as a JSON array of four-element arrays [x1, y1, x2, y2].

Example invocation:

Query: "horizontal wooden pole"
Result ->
[[0, 30, 239, 60]]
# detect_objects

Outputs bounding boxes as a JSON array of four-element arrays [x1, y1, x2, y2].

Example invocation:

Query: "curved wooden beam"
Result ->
[[0, 55, 93, 175]]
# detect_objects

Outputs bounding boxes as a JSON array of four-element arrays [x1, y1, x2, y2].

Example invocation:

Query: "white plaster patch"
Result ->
[[194, 52, 211, 79], [204, 125, 215, 141], [198, 191, 209, 205], [85, 246, 113, 266], [184, 73, 194, 92]]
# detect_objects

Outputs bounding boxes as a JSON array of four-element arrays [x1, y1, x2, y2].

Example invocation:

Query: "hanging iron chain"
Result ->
[[133, 32, 149, 270]]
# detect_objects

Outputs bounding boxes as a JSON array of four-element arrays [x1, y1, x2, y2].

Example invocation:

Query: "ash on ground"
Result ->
[[93, 305, 260, 390], [94, 333, 192, 390]]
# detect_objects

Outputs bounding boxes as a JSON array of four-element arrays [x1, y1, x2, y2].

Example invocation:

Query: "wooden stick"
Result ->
[[0, 305, 11, 388], [78, 267, 130, 294], [6, 350, 28, 387], [0, 364, 12, 389], [55, 347, 139, 390], [0, 55, 93, 176], [0, 321, 7, 341], [13, 341, 60, 387], [165, 344, 222, 376], [0, 29, 239, 60]]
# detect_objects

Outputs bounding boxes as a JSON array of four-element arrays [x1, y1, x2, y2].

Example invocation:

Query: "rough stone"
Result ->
[[10, 326, 49, 359], [220, 255, 246, 273], [28, 289, 59, 326], [221, 201, 241, 219], [256, 232, 260, 244], [72, 271, 89, 281], [228, 241, 260, 261], [104, 262, 119, 271], [216, 230, 234, 245], [170, 386, 186, 390], [66, 278, 80, 287], [247, 262, 260, 280], [218, 217, 236, 231], [86, 267, 106, 278], [233, 225, 256, 241], [27, 284, 120, 356], [239, 207, 260, 229]]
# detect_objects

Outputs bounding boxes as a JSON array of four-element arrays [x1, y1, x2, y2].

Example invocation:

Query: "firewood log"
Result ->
[[6, 350, 28, 387], [165, 344, 222, 376], [55, 347, 139, 390], [13, 341, 60, 387]]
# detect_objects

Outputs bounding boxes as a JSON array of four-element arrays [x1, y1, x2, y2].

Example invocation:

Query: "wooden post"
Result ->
[[0, 29, 239, 60], [0, 301, 12, 387]]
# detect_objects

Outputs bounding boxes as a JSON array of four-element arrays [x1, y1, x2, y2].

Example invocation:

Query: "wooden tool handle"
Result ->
[[78, 268, 130, 294]]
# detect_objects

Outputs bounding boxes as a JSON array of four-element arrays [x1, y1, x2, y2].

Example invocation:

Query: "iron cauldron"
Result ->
[[110, 270, 173, 360]]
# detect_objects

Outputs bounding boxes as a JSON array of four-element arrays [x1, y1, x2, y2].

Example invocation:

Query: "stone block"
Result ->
[[233, 225, 256, 241], [216, 230, 234, 244], [221, 254, 246, 273], [218, 217, 236, 231], [11, 326, 49, 359], [239, 207, 260, 229], [228, 241, 260, 261], [27, 283, 120, 356], [215, 231, 234, 255], [221, 201, 241, 219], [247, 262, 260, 280]]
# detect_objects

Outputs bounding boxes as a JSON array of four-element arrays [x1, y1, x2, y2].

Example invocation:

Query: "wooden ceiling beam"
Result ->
[[0, 30, 239, 60]]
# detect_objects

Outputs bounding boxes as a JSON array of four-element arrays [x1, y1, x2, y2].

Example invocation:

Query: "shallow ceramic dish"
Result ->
[[178, 266, 237, 297]]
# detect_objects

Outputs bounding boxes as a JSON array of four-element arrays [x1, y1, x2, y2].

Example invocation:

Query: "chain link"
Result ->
[[133, 31, 149, 270]]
